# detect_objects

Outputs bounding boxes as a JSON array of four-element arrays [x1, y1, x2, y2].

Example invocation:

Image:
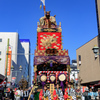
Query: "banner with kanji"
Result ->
[[5, 46, 12, 76]]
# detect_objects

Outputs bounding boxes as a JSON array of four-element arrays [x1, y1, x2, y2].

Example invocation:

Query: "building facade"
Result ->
[[0, 32, 18, 82], [76, 36, 100, 86], [17, 39, 31, 86], [0, 32, 31, 86], [76, 0, 100, 87], [70, 60, 79, 85]]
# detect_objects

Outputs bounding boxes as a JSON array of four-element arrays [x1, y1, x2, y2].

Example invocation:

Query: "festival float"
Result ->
[[28, 1, 71, 100]]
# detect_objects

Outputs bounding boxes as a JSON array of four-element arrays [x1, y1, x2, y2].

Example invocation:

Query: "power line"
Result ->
[[7, 53, 34, 55]]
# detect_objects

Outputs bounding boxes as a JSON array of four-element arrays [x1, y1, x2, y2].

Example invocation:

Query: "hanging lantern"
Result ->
[[49, 75, 56, 83], [58, 73, 66, 81], [40, 74, 47, 89], [58, 73, 66, 92], [40, 74, 47, 82]]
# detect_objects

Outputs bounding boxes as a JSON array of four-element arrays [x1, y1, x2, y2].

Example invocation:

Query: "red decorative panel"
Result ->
[[37, 32, 61, 50]]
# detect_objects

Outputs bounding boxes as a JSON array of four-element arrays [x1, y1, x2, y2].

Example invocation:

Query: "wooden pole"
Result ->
[[28, 86, 34, 100], [6, 39, 9, 77], [43, 5, 46, 16], [5, 38, 9, 87]]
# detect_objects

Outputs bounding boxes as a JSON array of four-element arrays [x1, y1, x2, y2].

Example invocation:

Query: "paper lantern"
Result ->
[[40, 74, 47, 82], [58, 73, 66, 81], [49, 75, 56, 82]]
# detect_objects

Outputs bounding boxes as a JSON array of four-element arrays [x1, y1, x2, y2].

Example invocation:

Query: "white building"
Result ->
[[18, 39, 31, 86], [0, 32, 18, 82], [70, 60, 79, 84], [0, 32, 31, 86]]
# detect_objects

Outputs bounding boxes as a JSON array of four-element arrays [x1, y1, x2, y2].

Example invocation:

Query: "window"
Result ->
[[78, 55, 81, 65], [0, 51, 1, 55], [0, 39, 2, 42], [79, 55, 81, 61]]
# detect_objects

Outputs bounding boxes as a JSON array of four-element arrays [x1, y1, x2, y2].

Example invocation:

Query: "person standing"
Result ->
[[15, 88, 21, 100], [0, 90, 2, 100], [10, 89, 14, 100], [2, 89, 5, 100], [76, 86, 82, 100], [71, 88, 76, 100], [97, 88, 100, 100], [93, 89, 99, 100], [82, 87, 90, 100], [53, 84, 64, 100], [30, 92, 34, 100], [64, 83, 73, 100], [88, 88, 95, 100], [20, 89, 24, 100], [24, 89, 29, 100], [39, 85, 51, 100]]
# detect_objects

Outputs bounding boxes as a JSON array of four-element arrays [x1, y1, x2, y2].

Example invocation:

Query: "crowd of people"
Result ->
[[39, 83, 100, 100], [0, 83, 100, 100], [0, 87, 32, 100]]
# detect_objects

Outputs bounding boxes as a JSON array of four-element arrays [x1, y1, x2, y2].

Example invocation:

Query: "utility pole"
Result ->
[[95, 0, 100, 34], [95, 0, 100, 57]]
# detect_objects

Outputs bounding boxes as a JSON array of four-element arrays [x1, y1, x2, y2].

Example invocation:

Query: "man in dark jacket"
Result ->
[[98, 88, 100, 100], [0, 90, 2, 100], [10, 89, 14, 100], [82, 87, 91, 100]]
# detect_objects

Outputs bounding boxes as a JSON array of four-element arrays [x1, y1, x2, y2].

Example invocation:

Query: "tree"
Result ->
[[18, 78, 28, 91]]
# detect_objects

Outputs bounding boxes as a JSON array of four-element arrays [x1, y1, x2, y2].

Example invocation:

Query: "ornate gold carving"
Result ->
[[65, 53, 68, 55], [40, 53, 42, 55], [35, 53, 38, 56], [37, 27, 42, 32], [61, 53, 63, 55], [42, 28, 57, 32], [59, 22, 61, 26], [67, 65, 70, 73], [41, 34, 57, 48], [37, 28, 62, 32], [61, 45, 63, 50], [59, 50, 61, 53], [58, 28, 62, 32], [34, 65, 37, 72], [36, 46, 37, 51]]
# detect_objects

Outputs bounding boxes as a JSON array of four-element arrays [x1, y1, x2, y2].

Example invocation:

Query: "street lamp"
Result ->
[[11, 66, 14, 71], [11, 65, 23, 71], [92, 45, 99, 58], [22, 75, 23, 78], [11, 65, 23, 87], [19, 65, 23, 71]]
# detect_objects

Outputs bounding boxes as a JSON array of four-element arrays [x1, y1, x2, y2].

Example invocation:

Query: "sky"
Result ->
[[0, 0, 98, 73]]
